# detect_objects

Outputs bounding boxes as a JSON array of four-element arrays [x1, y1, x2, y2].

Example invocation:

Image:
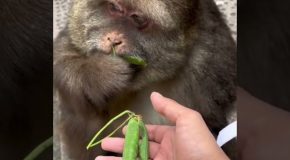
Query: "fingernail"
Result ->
[[95, 156, 104, 160], [152, 91, 163, 98]]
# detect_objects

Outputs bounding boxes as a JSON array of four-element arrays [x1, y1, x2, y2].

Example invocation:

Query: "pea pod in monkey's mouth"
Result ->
[[111, 46, 147, 67], [123, 55, 147, 67]]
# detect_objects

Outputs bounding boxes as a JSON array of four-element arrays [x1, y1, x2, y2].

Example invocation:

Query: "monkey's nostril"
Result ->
[[112, 41, 122, 46]]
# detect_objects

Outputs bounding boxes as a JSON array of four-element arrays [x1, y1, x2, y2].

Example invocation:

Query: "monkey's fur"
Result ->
[[54, 0, 236, 159]]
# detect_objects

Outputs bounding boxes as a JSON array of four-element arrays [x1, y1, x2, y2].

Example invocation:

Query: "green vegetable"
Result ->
[[123, 55, 147, 67], [123, 117, 140, 160], [139, 120, 149, 160], [86, 110, 149, 160], [111, 46, 146, 67]]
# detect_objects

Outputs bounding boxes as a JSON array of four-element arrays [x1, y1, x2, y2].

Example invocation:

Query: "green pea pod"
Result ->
[[139, 120, 149, 160], [123, 55, 147, 67], [123, 117, 140, 160]]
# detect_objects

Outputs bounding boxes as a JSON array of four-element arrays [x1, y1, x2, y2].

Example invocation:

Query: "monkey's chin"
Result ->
[[128, 71, 163, 91], [127, 65, 146, 90]]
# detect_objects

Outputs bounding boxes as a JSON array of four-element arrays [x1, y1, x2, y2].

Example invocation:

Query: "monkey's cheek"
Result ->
[[98, 41, 112, 54]]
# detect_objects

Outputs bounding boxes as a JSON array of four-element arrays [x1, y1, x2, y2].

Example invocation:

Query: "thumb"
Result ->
[[150, 92, 196, 123]]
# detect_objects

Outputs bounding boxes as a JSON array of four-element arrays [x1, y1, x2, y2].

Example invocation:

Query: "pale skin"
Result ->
[[95, 92, 229, 160]]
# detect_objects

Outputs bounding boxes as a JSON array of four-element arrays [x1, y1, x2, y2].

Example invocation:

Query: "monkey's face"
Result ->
[[69, 0, 196, 88]]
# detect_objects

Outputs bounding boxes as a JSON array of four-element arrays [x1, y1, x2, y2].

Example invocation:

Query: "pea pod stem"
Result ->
[[86, 110, 134, 149], [112, 46, 116, 57]]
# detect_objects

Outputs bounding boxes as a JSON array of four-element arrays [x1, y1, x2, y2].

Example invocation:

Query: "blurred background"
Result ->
[[0, 0, 52, 159], [238, 0, 290, 112]]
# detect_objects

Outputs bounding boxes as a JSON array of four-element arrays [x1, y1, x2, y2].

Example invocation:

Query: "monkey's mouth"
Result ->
[[111, 46, 148, 76], [111, 48, 147, 67], [119, 53, 148, 78]]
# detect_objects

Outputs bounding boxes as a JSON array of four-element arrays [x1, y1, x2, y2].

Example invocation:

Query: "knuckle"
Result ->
[[190, 110, 202, 119]]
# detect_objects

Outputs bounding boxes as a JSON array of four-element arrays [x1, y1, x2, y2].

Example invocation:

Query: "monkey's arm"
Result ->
[[53, 31, 132, 108]]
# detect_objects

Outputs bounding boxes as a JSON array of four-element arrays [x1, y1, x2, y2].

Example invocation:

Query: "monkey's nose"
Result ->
[[101, 32, 127, 54], [107, 37, 122, 47]]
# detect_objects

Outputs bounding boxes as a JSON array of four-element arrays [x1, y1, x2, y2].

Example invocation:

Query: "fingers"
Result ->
[[150, 92, 196, 123], [150, 92, 208, 139], [95, 156, 121, 160], [101, 137, 124, 153], [150, 92, 211, 138], [101, 137, 160, 159]]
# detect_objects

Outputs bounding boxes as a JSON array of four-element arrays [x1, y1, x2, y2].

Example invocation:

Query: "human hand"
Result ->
[[96, 92, 229, 160]]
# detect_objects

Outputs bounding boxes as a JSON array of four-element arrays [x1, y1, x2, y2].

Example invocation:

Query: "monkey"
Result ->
[[54, 0, 236, 159]]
